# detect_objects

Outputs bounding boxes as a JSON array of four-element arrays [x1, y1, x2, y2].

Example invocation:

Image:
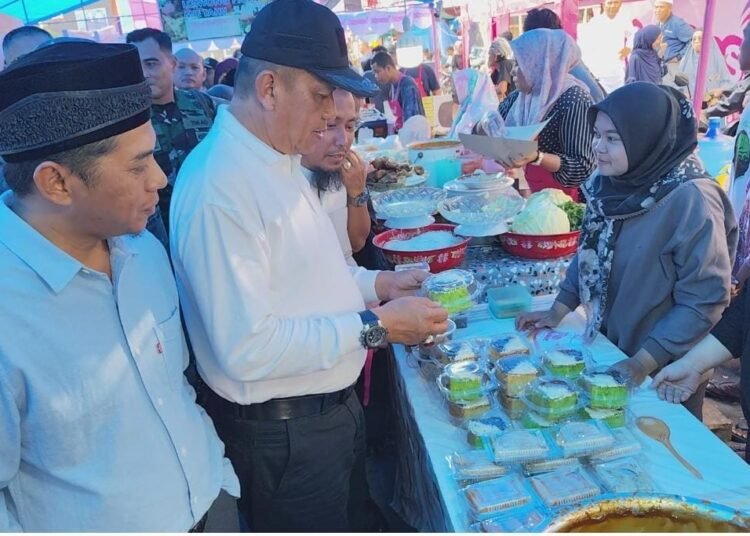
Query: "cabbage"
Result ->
[[527, 188, 574, 208], [511, 201, 571, 234]]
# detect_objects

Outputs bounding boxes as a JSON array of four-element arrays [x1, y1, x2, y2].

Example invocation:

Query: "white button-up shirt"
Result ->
[[170, 107, 379, 405], [0, 192, 239, 531]]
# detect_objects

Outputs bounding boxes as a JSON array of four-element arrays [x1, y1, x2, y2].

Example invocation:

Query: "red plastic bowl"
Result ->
[[373, 223, 471, 273], [498, 230, 581, 259]]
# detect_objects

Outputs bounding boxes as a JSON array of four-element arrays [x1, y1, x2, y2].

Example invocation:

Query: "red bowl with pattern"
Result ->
[[373, 223, 471, 273], [498, 230, 580, 259]]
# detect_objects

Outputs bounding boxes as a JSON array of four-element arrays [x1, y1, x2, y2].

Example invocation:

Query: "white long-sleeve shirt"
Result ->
[[170, 107, 379, 404], [579, 12, 635, 94]]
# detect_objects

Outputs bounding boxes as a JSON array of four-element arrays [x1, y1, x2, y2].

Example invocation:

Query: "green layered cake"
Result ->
[[581, 372, 629, 409], [581, 406, 626, 428], [521, 411, 555, 430], [543, 349, 586, 379], [498, 392, 526, 419], [489, 335, 530, 362], [495, 357, 539, 397], [467, 416, 509, 447], [526, 379, 578, 420]]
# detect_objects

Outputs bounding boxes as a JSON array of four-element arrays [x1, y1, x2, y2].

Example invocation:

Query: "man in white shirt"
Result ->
[[579, 0, 634, 94], [0, 40, 238, 532], [169, 0, 449, 531], [302, 88, 371, 266]]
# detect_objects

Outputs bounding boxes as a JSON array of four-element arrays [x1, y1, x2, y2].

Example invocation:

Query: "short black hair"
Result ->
[[524, 8, 562, 31], [3, 137, 118, 197], [371, 51, 395, 70], [126, 28, 172, 54], [372, 45, 388, 55], [2, 26, 52, 52], [501, 31, 514, 41]]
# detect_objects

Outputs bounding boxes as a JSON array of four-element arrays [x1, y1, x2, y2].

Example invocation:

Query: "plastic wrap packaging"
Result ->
[[463, 474, 534, 521]]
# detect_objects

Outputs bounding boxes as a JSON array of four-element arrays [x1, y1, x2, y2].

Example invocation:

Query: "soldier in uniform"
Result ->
[[126, 28, 216, 247]]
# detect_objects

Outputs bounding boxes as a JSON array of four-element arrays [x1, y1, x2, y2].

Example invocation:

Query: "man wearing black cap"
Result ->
[[0, 41, 238, 531], [204, 57, 219, 88], [170, 0, 450, 531]]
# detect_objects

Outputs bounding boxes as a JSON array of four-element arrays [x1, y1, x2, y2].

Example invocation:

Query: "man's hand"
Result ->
[[608, 351, 659, 388], [375, 269, 431, 301], [516, 302, 569, 331], [341, 150, 367, 197], [373, 297, 450, 346], [651, 360, 705, 404]]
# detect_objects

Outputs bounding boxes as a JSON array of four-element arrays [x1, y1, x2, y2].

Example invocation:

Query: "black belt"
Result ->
[[206, 383, 356, 421]]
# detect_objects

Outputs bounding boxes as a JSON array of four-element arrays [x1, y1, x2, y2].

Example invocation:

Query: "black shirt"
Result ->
[[404, 63, 441, 96], [491, 58, 515, 94], [711, 287, 750, 419]]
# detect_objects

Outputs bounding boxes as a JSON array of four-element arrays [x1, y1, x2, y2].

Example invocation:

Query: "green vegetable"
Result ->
[[527, 188, 574, 208], [561, 201, 585, 231], [511, 201, 570, 234]]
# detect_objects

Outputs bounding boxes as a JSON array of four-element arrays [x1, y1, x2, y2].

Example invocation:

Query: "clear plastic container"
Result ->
[[421, 269, 479, 315], [448, 395, 493, 422], [491, 429, 552, 464], [591, 456, 654, 494], [522, 377, 585, 422], [487, 285, 533, 319], [530, 466, 602, 508], [541, 346, 591, 380], [553, 420, 615, 458], [463, 474, 534, 520], [580, 406, 629, 429], [478, 504, 549, 532], [580, 368, 630, 409], [488, 333, 532, 362], [495, 356, 540, 397], [465, 411, 511, 448], [497, 391, 526, 420], [437, 361, 493, 403], [590, 427, 643, 462], [434, 338, 483, 365], [447, 450, 509, 486], [520, 410, 557, 430], [523, 456, 582, 477]]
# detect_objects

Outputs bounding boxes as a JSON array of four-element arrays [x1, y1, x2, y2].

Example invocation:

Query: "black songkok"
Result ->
[[0, 41, 151, 163]]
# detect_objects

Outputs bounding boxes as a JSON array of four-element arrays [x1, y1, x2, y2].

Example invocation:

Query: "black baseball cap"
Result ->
[[241, 0, 378, 98], [204, 57, 219, 70]]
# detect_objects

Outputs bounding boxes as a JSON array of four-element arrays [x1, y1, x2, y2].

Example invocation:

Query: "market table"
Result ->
[[388, 307, 750, 532]]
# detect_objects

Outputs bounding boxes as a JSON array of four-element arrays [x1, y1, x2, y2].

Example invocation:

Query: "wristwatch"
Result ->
[[347, 189, 370, 207], [358, 310, 388, 349], [531, 151, 545, 166]]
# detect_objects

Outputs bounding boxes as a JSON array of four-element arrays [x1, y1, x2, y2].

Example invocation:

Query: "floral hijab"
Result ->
[[578, 83, 710, 342], [506, 29, 587, 127]]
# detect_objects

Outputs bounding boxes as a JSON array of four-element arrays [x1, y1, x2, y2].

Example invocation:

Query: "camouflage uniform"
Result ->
[[148, 88, 216, 241]]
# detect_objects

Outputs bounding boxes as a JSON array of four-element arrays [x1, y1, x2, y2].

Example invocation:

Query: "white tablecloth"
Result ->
[[389, 309, 750, 532]]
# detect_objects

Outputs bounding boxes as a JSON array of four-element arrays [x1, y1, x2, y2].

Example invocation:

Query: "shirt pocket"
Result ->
[[155, 307, 187, 390]]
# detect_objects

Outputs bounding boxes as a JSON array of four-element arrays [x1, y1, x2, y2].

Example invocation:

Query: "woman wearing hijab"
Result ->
[[488, 37, 515, 101], [495, 29, 596, 198], [449, 68, 499, 137], [626, 25, 666, 85], [518, 83, 737, 419], [679, 30, 734, 105]]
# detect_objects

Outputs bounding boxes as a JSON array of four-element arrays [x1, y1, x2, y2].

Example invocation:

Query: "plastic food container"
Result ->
[[447, 450, 509, 486], [542, 347, 591, 380], [580, 369, 630, 409], [487, 285, 533, 319], [434, 338, 484, 365], [421, 269, 479, 315], [465, 412, 511, 448], [591, 457, 654, 494], [463, 474, 535, 520], [448, 395, 493, 422], [373, 224, 471, 273], [530, 466, 602, 508], [522, 377, 585, 422], [487, 333, 532, 363], [478, 504, 549, 532], [590, 427, 643, 462], [580, 406, 629, 429], [553, 420, 616, 458], [498, 231, 580, 260], [491, 430, 552, 464], [523, 456, 582, 477], [520, 410, 557, 430], [437, 361, 492, 403], [497, 392, 526, 420], [494, 356, 540, 397]]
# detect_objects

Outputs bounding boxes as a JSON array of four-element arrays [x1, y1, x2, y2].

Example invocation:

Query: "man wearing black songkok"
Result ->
[[0, 41, 238, 531]]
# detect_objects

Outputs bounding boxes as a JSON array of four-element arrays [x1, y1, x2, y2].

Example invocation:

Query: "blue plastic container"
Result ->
[[697, 117, 734, 189]]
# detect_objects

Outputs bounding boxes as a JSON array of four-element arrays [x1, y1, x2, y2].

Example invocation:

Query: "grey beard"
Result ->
[[309, 167, 344, 197]]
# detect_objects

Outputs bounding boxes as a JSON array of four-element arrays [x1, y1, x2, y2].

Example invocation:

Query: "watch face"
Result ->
[[365, 326, 388, 347]]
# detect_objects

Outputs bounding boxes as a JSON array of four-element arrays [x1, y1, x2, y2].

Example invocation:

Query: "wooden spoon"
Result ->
[[637, 416, 703, 480]]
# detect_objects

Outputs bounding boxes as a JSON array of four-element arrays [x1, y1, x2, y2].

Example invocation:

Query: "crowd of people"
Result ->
[[1, 0, 750, 532]]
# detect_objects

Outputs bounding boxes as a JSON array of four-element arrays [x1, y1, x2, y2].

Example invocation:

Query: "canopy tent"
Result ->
[[0, 0, 99, 24]]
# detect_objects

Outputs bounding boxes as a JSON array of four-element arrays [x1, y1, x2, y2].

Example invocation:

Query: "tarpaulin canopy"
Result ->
[[0, 0, 99, 25]]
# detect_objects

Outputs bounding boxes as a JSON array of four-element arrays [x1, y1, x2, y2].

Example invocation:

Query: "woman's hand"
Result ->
[[497, 150, 539, 170], [651, 360, 705, 404], [515, 302, 569, 331], [608, 350, 659, 388]]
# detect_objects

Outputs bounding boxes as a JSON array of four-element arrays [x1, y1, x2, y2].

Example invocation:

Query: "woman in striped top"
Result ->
[[496, 29, 596, 199]]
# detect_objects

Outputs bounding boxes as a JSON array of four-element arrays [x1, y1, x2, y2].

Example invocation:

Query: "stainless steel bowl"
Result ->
[[544, 493, 750, 532]]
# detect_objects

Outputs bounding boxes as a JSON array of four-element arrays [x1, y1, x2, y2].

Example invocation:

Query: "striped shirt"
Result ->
[[499, 86, 596, 188]]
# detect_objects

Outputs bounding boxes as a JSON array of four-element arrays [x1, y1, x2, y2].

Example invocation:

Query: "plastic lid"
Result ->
[[553, 420, 615, 458], [422, 269, 479, 315], [489, 333, 532, 358], [479, 505, 549, 533], [530, 466, 602, 508], [491, 430, 552, 464], [423, 269, 476, 293], [448, 450, 509, 484], [522, 377, 585, 420], [592, 456, 653, 494], [523, 456, 582, 477], [437, 361, 492, 402], [463, 475, 534, 520], [495, 355, 540, 376], [590, 427, 643, 462]]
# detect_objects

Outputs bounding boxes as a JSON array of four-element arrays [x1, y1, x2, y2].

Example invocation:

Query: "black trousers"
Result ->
[[203, 387, 375, 532]]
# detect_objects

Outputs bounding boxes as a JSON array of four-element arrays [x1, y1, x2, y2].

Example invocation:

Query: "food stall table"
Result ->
[[388, 310, 750, 532]]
